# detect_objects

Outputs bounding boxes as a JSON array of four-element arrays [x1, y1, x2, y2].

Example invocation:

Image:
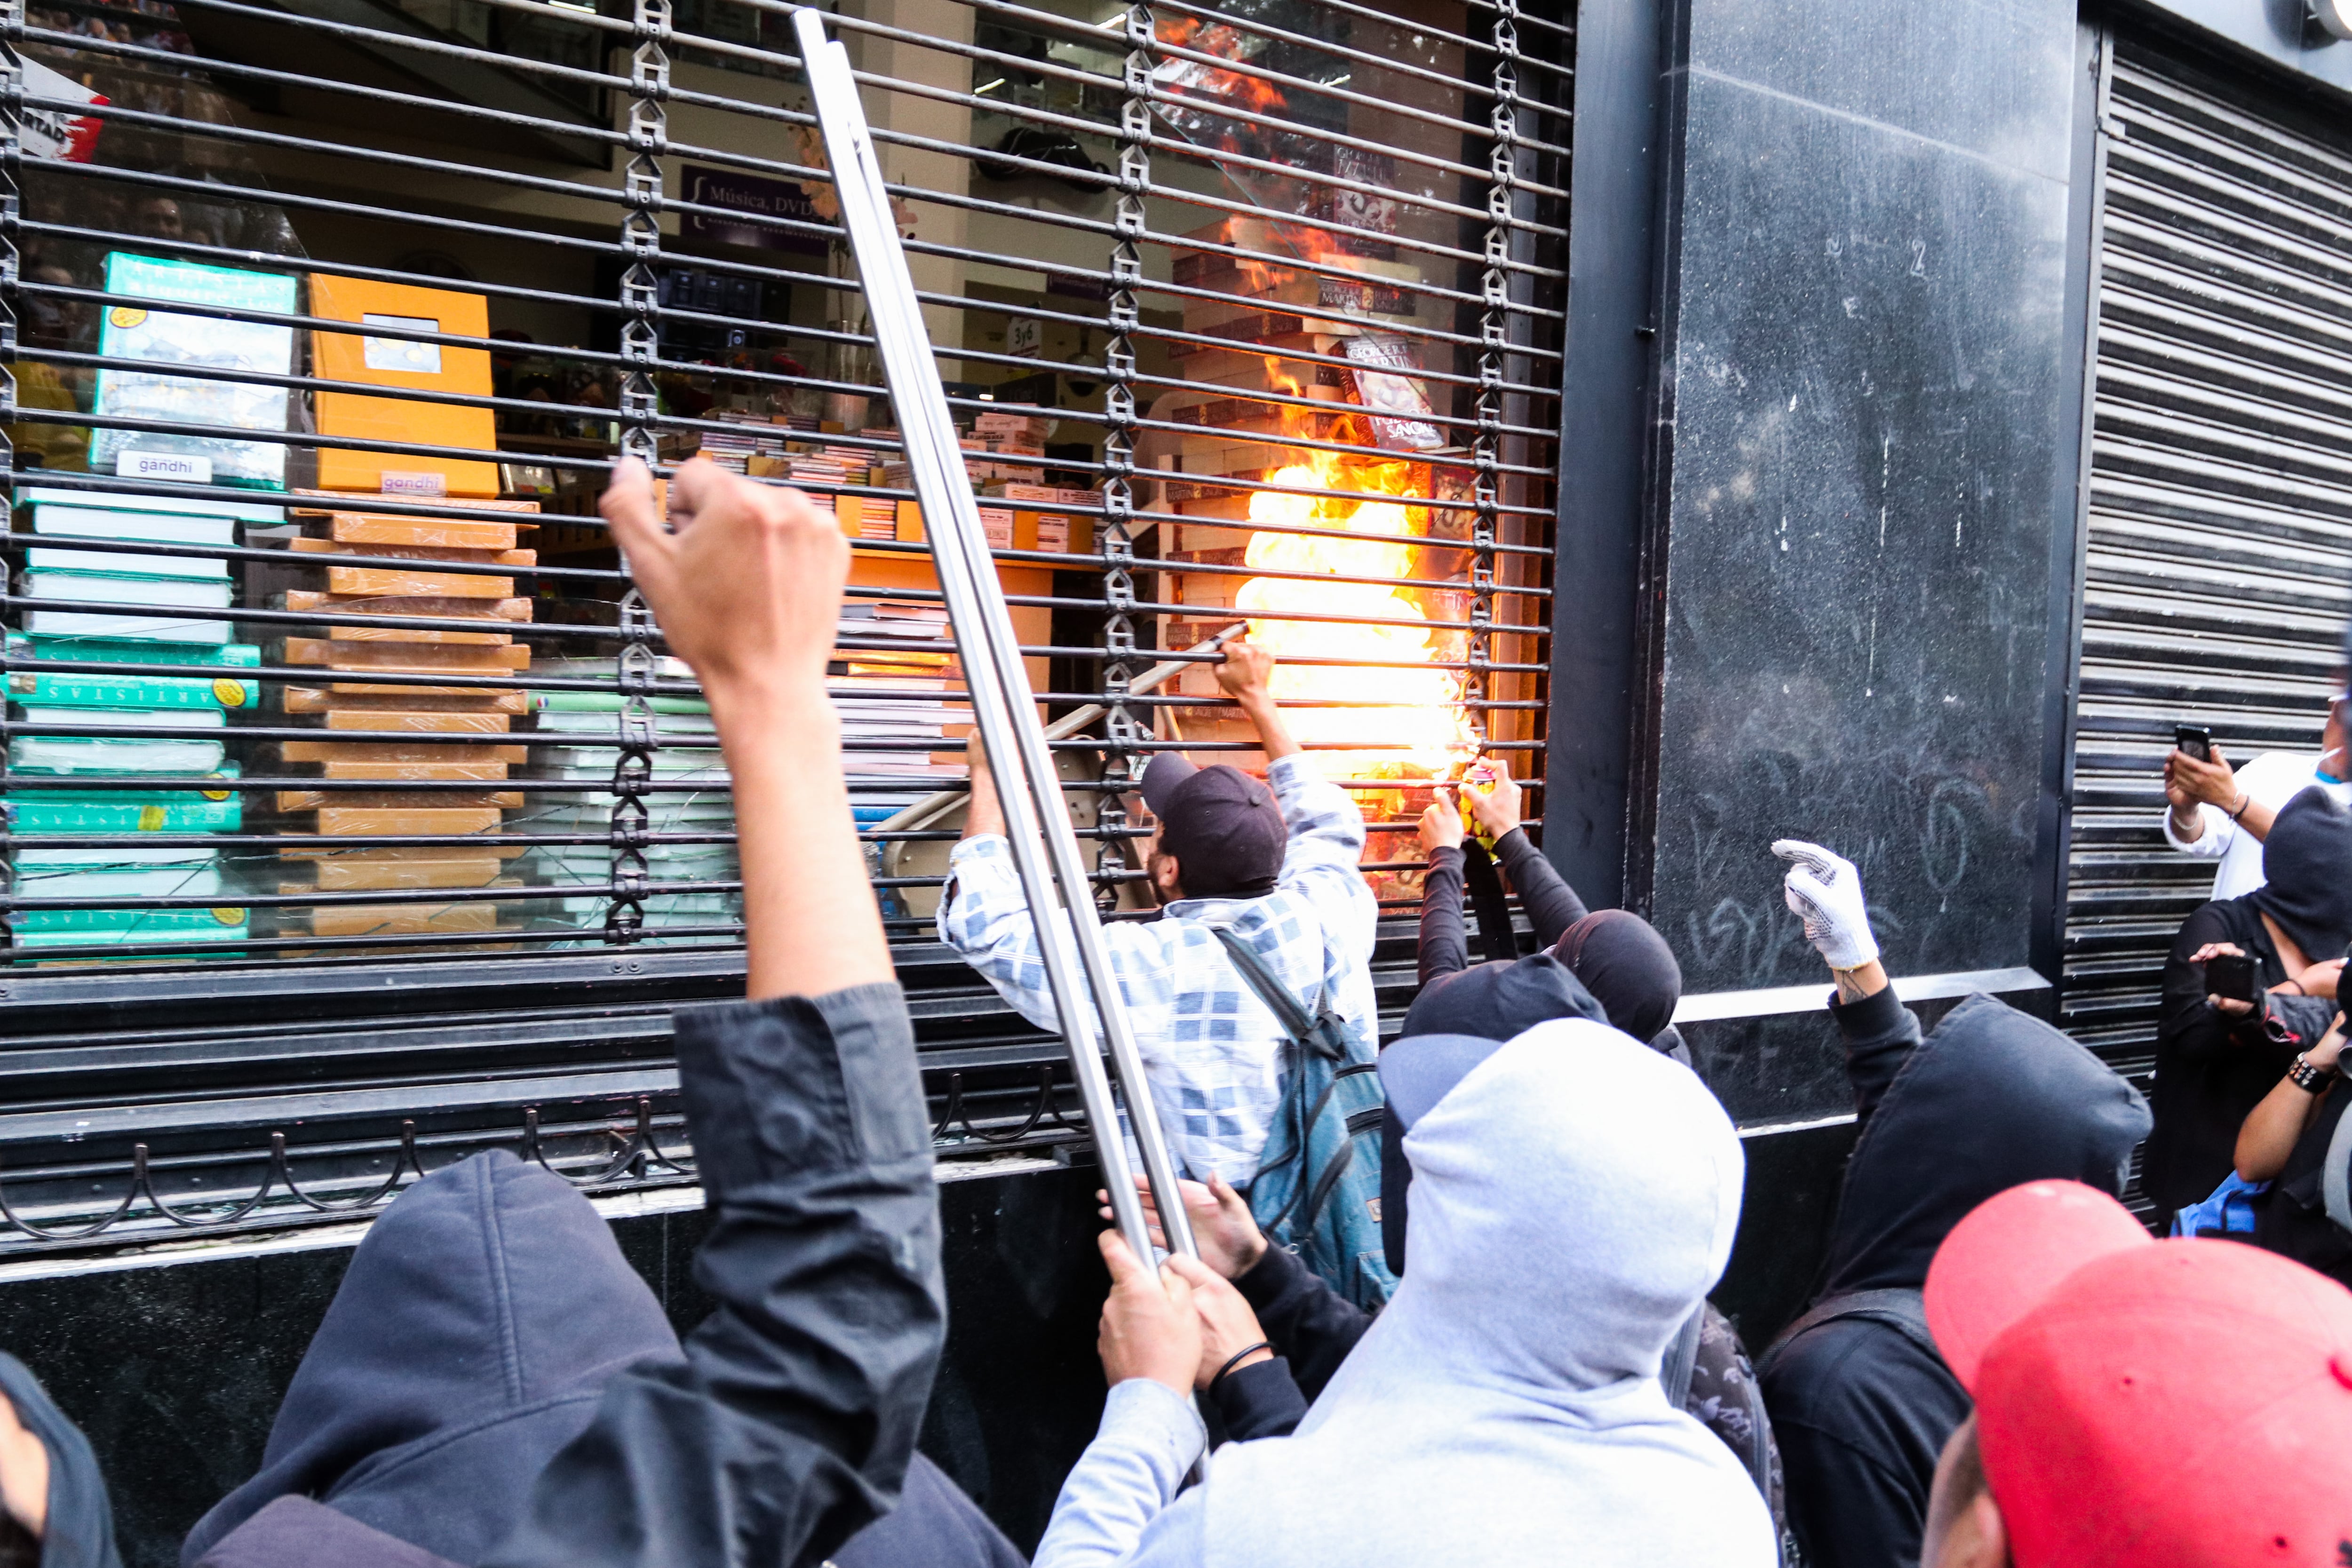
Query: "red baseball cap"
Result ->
[[1923, 1180, 2352, 1568]]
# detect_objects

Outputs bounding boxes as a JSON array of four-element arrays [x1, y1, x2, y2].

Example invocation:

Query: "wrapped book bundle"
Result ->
[[6, 488, 275, 952], [270, 495, 540, 942]]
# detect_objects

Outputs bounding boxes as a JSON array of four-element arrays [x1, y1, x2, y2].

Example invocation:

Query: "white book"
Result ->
[[16, 705, 227, 731], [27, 546, 227, 581], [15, 844, 222, 867], [9, 734, 229, 772], [22, 571, 233, 608], [21, 610, 233, 644], [10, 864, 225, 898]]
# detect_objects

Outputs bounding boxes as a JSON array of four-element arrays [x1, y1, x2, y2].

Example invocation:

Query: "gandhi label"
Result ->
[[118, 450, 212, 483]]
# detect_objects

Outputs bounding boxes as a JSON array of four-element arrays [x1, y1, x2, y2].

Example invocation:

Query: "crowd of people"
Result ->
[[0, 459, 2346, 1567]]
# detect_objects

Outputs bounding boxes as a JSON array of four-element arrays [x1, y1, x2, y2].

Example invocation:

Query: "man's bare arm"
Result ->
[[602, 457, 891, 1001], [1216, 639, 1299, 763], [961, 740, 1005, 841]]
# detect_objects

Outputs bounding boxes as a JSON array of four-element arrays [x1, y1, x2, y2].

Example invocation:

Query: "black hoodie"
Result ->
[[173, 984, 1005, 1568], [1757, 989, 2149, 1568]]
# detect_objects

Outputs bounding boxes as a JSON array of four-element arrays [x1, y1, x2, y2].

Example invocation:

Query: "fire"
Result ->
[[1156, 16, 1288, 118], [1237, 460, 1476, 777]]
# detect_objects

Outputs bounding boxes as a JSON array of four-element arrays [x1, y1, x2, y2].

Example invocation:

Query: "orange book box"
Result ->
[[310, 275, 501, 498]]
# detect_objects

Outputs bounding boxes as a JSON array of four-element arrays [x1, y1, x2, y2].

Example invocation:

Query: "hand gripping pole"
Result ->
[[795, 9, 1196, 1265]]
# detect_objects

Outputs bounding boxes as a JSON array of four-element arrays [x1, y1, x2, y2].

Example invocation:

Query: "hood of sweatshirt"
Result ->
[[1197, 1020, 1776, 1568], [0, 1352, 119, 1568], [182, 1152, 682, 1568], [1399, 951, 1608, 1042], [1822, 993, 2152, 1296]]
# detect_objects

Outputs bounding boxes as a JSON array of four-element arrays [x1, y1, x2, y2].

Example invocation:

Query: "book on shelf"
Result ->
[[15, 704, 227, 731], [10, 861, 227, 899], [91, 253, 298, 488], [8, 733, 229, 773]]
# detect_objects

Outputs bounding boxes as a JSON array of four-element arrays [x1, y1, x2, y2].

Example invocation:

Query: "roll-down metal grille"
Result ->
[[2062, 42, 2352, 1083], [0, 0, 1569, 1243]]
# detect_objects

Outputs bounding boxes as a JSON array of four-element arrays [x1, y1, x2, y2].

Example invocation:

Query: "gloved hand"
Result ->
[[1771, 839, 1880, 971]]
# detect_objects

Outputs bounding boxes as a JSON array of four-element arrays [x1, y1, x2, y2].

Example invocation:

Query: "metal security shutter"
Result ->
[[2062, 41, 2352, 1087], [0, 0, 1569, 1244]]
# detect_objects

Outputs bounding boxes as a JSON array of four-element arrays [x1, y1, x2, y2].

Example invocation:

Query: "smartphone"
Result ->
[[2205, 952, 2258, 1003], [2175, 724, 2213, 763]]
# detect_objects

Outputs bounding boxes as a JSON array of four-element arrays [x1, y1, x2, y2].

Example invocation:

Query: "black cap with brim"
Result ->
[[1137, 751, 1285, 899]]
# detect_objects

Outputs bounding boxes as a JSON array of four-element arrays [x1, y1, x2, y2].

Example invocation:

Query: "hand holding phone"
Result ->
[[2175, 724, 2213, 764], [2204, 952, 2258, 1004]]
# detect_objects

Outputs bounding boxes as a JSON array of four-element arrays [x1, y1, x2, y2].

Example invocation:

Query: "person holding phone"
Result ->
[[2147, 787, 2352, 1234], [2163, 629, 2352, 898]]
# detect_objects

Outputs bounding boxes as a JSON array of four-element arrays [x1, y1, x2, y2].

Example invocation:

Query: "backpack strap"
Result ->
[[1758, 1287, 1938, 1378], [2325, 1089, 2352, 1234], [1210, 926, 1339, 1061], [1661, 1306, 1706, 1409]]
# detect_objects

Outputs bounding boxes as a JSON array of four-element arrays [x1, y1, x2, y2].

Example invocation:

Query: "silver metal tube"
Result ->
[[797, 8, 1194, 1264]]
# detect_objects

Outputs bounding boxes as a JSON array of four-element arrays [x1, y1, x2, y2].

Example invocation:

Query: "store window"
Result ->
[[0, 0, 1568, 1238]]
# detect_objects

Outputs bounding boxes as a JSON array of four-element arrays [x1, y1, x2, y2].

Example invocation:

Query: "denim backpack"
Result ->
[[1211, 928, 1397, 1311]]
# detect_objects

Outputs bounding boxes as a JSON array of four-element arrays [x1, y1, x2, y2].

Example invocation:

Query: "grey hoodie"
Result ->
[[1032, 1019, 1778, 1568]]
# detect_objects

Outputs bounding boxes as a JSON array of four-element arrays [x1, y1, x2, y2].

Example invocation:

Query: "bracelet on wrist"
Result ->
[[1208, 1341, 1272, 1394], [2228, 792, 2251, 821], [2286, 1055, 2339, 1095]]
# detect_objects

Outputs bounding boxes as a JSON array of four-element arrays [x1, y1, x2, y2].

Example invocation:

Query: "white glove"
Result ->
[[1771, 839, 1880, 971]]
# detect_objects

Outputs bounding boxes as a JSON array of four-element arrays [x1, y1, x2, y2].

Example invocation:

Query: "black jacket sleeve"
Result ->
[[1828, 982, 1923, 1127], [1232, 1242, 1372, 1401], [2158, 902, 2281, 1069], [1491, 828, 1589, 948], [1209, 1356, 1312, 1444], [1419, 844, 1470, 987], [489, 983, 945, 1568]]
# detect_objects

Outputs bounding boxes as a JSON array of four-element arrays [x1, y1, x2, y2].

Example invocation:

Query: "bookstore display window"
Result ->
[[0, 0, 1567, 1237]]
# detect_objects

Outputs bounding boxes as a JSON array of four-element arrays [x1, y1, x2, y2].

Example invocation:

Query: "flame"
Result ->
[[1157, 16, 1287, 118], [1236, 461, 1475, 777]]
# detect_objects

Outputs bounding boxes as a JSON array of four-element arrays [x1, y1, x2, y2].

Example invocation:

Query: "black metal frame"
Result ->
[[1547, 0, 1665, 912], [2031, 16, 2112, 1008]]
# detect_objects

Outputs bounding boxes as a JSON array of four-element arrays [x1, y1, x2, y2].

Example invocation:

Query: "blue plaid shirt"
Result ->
[[938, 754, 1378, 1185]]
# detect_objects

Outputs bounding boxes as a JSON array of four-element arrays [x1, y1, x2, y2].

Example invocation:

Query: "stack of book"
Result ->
[[981, 483, 1098, 554], [277, 275, 536, 945], [523, 654, 739, 931], [6, 488, 277, 952], [696, 412, 790, 476], [834, 601, 963, 782], [271, 496, 540, 942]]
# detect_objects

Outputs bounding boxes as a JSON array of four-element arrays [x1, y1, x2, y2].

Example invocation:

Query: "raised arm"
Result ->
[[1218, 638, 1297, 763], [492, 460, 944, 1568], [1774, 839, 1915, 1122], [1417, 794, 1470, 985], [2166, 743, 2275, 846], [1469, 764, 1589, 945]]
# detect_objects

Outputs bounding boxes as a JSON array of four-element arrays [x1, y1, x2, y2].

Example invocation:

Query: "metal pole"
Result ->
[[796, 8, 1194, 1264]]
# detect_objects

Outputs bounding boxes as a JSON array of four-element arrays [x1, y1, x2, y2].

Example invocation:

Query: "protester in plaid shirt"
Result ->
[[938, 641, 1378, 1186]]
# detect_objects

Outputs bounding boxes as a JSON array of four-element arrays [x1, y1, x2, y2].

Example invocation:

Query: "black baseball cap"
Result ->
[[1139, 751, 1285, 899]]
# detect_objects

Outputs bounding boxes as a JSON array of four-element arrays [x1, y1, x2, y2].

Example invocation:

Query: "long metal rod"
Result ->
[[797, 8, 1192, 1265], [874, 623, 1246, 837]]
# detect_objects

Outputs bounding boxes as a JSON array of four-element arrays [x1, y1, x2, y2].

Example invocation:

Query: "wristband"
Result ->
[[2228, 792, 2251, 821], [2287, 1055, 2338, 1095], [1208, 1341, 1272, 1394]]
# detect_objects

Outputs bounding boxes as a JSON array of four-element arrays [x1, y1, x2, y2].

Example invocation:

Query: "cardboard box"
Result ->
[[309, 275, 500, 497]]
